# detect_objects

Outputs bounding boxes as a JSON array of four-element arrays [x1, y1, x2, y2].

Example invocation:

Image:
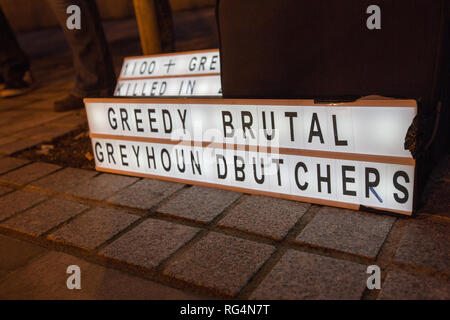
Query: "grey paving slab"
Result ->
[[250, 250, 367, 300], [30, 167, 97, 192], [296, 207, 395, 258], [0, 234, 48, 272], [107, 179, 185, 209], [164, 232, 275, 296], [394, 219, 450, 274], [101, 219, 199, 268], [48, 207, 139, 250], [1, 198, 89, 236], [378, 271, 450, 300], [158, 186, 241, 223], [0, 162, 61, 185], [0, 190, 47, 222], [67, 173, 139, 200], [219, 195, 310, 240], [0, 186, 12, 196], [0, 157, 30, 174], [0, 251, 202, 300]]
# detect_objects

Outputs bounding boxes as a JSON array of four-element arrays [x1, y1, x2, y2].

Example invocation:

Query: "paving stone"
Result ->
[[0, 162, 61, 185], [0, 137, 43, 155], [296, 207, 395, 258], [0, 234, 47, 272], [250, 250, 367, 300], [1, 198, 89, 236], [0, 190, 47, 222], [0, 157, 30, 174], [101, 219, 199, 268], [30, 167, 97, 192], [0, 186, 12, 196], [394, 219, 450, 274], [107, 179, 185, 209], [48, 207, 139, 249], [67, 173, 138, 200], [164, 232, 275, 296], [0, 251, 202, 300], [219, 195, 310, 239], [378, 271, 450, 300], [158, 186, 241, 223]]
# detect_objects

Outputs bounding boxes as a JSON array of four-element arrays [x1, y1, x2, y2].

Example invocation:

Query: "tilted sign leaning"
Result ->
[[115, 49, 221, 97], [85, 98, 416, 215]]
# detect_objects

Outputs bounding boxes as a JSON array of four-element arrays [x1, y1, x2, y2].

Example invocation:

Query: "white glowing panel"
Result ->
[[91, 137, 415, 214], [85, 99, 416, 158], [114, 75, 222, 97], [119, 49, 220, 78]]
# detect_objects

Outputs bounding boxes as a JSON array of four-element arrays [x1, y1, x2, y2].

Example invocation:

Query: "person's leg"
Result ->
[[47, 0, 115, 111], [0, 7, 33, 97]]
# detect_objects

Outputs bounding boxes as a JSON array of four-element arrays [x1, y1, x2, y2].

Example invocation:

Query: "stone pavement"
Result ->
[[0, 154, 448, 299], [0, 11, 449, 300]]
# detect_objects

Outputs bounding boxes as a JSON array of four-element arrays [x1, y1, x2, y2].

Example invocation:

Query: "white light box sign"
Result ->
[[119, 49, 220, 78], [84, 98, 417, 215], [90, 137, 415, 215], [114, 75, 222, 97], [85, 98, 416, 160]]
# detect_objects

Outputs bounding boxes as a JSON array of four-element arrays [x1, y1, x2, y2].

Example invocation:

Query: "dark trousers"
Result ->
[[47, 0, 116, 97], [0, 7, 29, 84]]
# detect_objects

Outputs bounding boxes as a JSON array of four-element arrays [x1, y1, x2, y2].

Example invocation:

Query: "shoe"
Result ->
[[0, 71, 34, 98], [53, 94, 85, 112]]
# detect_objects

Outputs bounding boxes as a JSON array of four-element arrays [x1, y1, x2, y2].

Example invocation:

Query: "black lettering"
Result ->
[[119, 145, 128, 166], [177, 109, 187, 133], [252, 157, 265, 184], [159, 81, 167, 95], [365, 167, 380, 198], [222, 111, 234, 137], [162, 109, 172, 133], [333, 115, 348, 146], [134, 109, 144, 132], [284, 112, 298, 141], [191, 151, 202, 175], [145, 146, 156, 169], [216, 154, 227, 179], [120, 108, 131, 131], [241, 111, 255, 139], [148, 109, 158, 133], [106, 143, 116, 164], [132, 145, 140, 167], [342, 165, 356, 196], [271, 158, 284, 186], [188, 57, 197, 71], [199, 56, 207, 71], [393, 171, 409, 204], [161, 148, 171, 172], [234, 155, 245, 181], [308, 113, 324, 144], [262, 111, 275, 140], [210, 55, 218, 70], [95, 142, 104, 162], [176, 149, 185, 173], [150, 82, 158, 96], [317, 164, 331, 193], [108, 108, 117, 130], [148, 61, 155, 74], [294, 162, 308, 190]]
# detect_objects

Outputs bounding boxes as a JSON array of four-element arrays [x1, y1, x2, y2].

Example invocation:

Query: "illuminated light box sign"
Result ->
[[115, 49, 222, 97], [115, 75, 222, 97], [84, 98, 416, 215]]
